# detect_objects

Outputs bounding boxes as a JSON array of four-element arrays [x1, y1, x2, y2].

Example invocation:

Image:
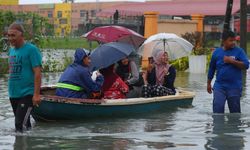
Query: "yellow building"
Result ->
[[54, 3, 71, 36], [0, 0, 19, 5]]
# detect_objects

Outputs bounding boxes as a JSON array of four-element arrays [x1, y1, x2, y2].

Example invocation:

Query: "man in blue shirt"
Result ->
[[8, 23, 42, 132], [207, 31, 249, 113]]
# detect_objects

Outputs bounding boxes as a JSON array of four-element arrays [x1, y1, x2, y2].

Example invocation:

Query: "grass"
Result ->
[[39, 37, 99, 50]]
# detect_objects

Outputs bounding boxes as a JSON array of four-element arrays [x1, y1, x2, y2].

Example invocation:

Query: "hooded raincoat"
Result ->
[[56, 48, 104, 98]]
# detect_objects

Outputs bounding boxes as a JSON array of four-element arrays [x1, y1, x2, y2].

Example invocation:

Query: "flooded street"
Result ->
[[1, 71, 250, 149]]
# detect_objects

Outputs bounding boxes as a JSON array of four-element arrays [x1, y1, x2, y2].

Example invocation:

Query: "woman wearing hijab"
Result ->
[[116, 57, 139, 86], [142, 51, 176, 97], [100, 64, 129, 99], [115, 57, 142, 98]]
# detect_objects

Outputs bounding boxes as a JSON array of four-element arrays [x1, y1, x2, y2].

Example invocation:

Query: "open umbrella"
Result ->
[[89, 42, 134, 71], [83, 25, 145, 48], [138, 33, 194, 60]]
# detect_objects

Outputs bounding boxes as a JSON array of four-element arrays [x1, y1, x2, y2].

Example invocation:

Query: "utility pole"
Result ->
[[223, 0, 233, 32], [240, 0, 247, 54], [221, 0, 233, 46]]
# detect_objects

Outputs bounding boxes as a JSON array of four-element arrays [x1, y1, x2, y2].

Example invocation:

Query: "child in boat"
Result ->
[[56, 48, 104, 99], [100, 64, 129, 99], [142, 51, 176, 97]]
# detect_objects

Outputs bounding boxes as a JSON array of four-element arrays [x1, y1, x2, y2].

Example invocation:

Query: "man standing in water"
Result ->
[[207, 31, 249, 113], [8, 23, 42, 132]]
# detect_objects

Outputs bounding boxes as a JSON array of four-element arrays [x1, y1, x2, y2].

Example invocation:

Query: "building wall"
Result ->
[[71, 2, 124, 33], [0, 5, 38, 13], [0, 0, 18, 5], [38, 4, 55, 23], [0, 1, 131, 35], [157, 20, 197, 36], [54, 3, 71, 36], [234, 18, 250, 33], [204, 24, 223, 33]]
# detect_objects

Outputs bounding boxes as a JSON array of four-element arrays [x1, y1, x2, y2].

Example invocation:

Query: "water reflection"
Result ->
[[205, 114, 245, 150], [11, 111, 179, 149], [242, 71, 248, 97], [14, 136, 28, 150], [1, 71, 250, 149]]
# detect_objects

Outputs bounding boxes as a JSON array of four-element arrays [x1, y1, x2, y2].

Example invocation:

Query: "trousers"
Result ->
[[213, 88, 241, 113], [10, 95, 33, 132]]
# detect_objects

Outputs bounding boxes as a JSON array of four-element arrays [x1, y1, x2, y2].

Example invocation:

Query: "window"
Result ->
[[80, 10, 87, 17], [57, 11, 62, 18], [59, 18, 67, 24], [48, 11, 53, 18], [90, 10, 96, 17]]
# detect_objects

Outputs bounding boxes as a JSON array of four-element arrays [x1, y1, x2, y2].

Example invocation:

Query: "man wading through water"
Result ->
[[8, 23, 42, 132], [207, 31, 249, 113]]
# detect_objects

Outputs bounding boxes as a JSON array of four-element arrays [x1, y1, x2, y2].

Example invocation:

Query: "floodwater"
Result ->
[[1, 71, 250, 150]]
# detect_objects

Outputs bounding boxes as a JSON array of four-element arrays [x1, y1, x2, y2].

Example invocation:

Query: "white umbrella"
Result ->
[[138, 33, 194, 60]]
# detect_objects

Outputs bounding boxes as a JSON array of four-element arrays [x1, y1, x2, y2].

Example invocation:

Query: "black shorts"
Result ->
[[10, 95, 33, 132]]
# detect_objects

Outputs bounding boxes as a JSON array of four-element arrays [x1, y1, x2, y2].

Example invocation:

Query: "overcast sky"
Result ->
[[20, 0, 145, 5]]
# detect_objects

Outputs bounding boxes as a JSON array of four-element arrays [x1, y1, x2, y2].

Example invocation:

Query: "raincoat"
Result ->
[[56, 49, 104, 98]]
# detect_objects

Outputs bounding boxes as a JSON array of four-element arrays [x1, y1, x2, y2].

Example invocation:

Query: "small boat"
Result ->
[[32, 86, 195, 121]]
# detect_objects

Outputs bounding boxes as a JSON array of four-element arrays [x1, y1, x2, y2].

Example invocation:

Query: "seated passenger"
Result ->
[[142, 51, 176, 97], [100, 64, 129, 99], [56, 48, 104, 99], [116, 57, 142, 98]]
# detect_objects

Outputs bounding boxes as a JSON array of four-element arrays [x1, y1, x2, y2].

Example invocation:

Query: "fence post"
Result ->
[[142, 12, 158, 69], [143, 11, 158, 38], [191, 14, 204, 47]]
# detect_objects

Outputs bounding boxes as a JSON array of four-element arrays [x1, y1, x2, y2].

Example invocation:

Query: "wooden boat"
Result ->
[[32, 86, 195, 121]]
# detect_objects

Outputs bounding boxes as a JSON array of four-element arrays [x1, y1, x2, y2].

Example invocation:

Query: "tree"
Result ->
[[0, 11, 53, 50]]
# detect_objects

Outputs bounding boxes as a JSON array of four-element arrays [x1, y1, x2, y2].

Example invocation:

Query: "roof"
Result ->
[[98, 0, 250, 17]]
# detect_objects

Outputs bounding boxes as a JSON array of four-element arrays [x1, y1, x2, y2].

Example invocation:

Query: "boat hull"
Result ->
[[32, 86, 195, 121]]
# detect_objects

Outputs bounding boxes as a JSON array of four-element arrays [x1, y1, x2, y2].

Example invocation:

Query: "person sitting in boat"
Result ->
[[142, 51, 176, 97], [100, 64, 129, 99], [56, 48, 104, 99], [116, 57, 142, 98]]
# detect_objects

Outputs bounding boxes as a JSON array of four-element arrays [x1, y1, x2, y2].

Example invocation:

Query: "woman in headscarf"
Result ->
[[142, 51, 176, 97], [115, 57, 142, 98], [116, 57, 139, 86], [100, 64, 129, 99]]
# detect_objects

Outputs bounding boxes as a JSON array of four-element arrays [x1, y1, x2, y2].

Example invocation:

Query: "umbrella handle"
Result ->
[[163, 39, 166, 52]]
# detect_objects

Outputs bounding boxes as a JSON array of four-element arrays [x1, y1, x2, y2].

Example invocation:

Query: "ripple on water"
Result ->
[[0, 71, 250, 149]]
